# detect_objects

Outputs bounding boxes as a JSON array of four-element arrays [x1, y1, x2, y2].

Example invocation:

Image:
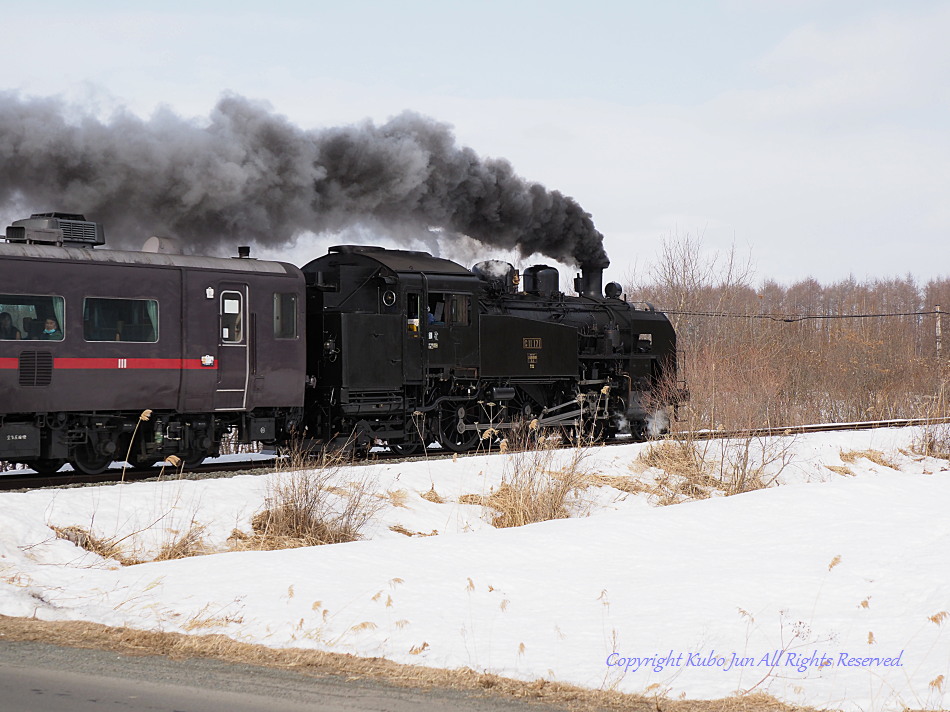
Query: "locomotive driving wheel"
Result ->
[[438, 405, 481, 453]]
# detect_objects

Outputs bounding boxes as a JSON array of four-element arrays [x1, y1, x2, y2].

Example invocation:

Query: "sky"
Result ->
[[2, 0, 948, 285]]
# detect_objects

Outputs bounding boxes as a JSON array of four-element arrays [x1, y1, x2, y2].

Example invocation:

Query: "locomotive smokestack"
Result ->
[[574, 267, 604, 298], [0, 94, 610, 269]]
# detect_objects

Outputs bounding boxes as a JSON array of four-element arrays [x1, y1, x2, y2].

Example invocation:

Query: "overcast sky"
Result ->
[[3, 0, 948, 285]]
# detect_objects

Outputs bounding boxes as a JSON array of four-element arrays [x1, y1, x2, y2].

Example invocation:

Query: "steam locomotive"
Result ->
[[0, 213, 681, 475]]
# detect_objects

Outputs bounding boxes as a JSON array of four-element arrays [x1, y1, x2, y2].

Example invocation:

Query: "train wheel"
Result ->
[[128, 455, 160, 470], [389, 441, 420, 457], [31, 458, 65, 476], [70, 445, 112, 476], [438, 406, 480, 453], [181, 452, 207, 469]]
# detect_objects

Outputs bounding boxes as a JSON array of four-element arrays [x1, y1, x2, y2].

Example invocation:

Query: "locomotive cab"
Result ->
[[301, 246, 484, 452]]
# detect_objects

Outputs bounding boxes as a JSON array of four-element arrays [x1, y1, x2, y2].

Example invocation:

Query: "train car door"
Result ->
[[215, 287, 249, 410], [403, 290, 424, 383]]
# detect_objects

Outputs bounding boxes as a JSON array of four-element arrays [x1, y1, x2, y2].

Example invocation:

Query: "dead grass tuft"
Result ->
[[419, 485, 444, 504], [635, 440, 707, 480], [631, 434, 795, 505], [840, 449, 898, 469], [389, 525, 438, 538], [913, 422, 950, 461], [483, 440, 592, 528], [52, 525, 123, 561], [825, 465, 854, 477], [631, 440, 718, 505], [154, 522, 209, 562], [384, 489, 409, 508], [232, 466, 383, 551], [929, 611, 949, 626], [54, 519, 211, 566], [0, 614, 826, 712], [584, 473, 645, 494]]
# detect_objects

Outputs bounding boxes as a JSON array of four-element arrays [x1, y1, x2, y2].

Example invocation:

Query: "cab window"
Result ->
[[427, 293, 470, 326]]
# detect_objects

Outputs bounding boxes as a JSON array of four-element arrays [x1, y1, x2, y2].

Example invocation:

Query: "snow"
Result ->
[[2, 426, 949, 711]]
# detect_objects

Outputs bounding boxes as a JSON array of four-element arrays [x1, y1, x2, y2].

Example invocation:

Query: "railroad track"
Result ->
[[679, 416, 950, 442], [0, 457, 277, 492], [3, 416, 948, 492]]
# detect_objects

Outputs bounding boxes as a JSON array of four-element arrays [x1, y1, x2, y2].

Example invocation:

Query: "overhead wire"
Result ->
[[660, 309, 943, 323]]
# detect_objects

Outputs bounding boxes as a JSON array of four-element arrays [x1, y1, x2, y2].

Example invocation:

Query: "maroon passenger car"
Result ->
[[0, 213, 305, 474]]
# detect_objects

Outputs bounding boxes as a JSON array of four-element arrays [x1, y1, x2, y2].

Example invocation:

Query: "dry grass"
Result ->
[[630, 434, 795, 505], [53, 519, 210, 566], [483, 440, 592, 528], [913, 422, 950, 460], [52, 525, 124, 562], [384, 489, 410, 508], [231, 466, 383, 551], [630, 440, 718, 505], [0, 614, 825, 712], [420, 485, 445, 504], [825, 465, 855, 477], [716, 436, 796, 495], [840, 449, 898, 469], [389, 524, 438, 537], [635, 440, 709, 480], [154, 522, 209, 561]]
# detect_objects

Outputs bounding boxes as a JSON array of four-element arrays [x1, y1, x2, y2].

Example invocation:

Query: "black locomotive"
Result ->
[[0, 213, 681, 474]]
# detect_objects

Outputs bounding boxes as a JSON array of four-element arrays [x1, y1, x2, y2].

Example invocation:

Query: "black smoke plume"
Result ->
[[0, 93, 608, 269]]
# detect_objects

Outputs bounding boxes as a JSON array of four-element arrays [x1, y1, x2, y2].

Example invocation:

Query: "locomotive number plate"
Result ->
[[522, 338, 542, 349]]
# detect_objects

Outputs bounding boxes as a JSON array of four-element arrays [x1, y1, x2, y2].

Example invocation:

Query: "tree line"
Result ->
[[624, 235, 950, 431]]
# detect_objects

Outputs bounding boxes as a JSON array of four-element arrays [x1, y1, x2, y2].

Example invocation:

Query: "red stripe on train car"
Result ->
[[0, 357, 18, 369], [52, 358, 217, 370]]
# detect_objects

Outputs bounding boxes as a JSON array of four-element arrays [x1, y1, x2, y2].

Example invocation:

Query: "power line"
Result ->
[[661, 309, 943, 323]]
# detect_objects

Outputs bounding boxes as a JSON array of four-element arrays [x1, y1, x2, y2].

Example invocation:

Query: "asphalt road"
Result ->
[[0, 641, 566, 712]]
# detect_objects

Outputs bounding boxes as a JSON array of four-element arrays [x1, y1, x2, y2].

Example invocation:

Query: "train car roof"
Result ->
[[0, 241, 299, 275], [303, 245, 474, 276]]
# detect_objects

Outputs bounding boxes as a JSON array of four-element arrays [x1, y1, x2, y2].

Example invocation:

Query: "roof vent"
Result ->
[[5, 212, 105, 247], [142, 236, 183, 254]]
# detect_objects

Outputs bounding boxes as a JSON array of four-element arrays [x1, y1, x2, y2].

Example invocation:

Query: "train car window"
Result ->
[[448, 294, 471, 326], [83, 298, 158, 342], [0, 294, 65, 341], [221, 293, 243, 343], [273, 293, 297, 339], [637, 333, 653, 352]]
